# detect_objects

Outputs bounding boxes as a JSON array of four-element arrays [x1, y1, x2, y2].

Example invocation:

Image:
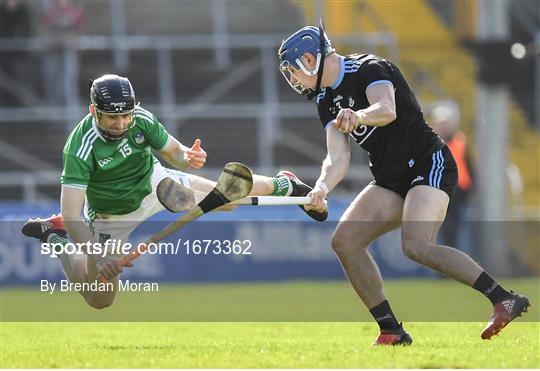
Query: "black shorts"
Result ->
[[371, 146, 457, 199]]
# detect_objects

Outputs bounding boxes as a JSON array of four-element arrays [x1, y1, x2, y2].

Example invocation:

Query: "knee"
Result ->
[[401, 234, 430, 262], [331, 230, 350, 255], [84, 295, 115, 309], [331, 228, 366, 255]]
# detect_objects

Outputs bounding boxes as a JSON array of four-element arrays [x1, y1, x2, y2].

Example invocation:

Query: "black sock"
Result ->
[[473, 271, 511, 305], [369, 300, 401, 331]]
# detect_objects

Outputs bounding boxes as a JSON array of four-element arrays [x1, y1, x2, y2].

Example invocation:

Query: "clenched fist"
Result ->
[[334, 108, 361, 134]]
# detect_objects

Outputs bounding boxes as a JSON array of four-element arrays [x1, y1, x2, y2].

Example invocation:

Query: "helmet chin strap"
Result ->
[[305, 25, 326, 101]]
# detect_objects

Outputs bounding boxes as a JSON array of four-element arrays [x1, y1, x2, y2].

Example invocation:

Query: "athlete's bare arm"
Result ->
[[334, 83, 396, 133], [60, 185, 126, 279], [158, 135, 206, 170], [306, 124, 351, 212]]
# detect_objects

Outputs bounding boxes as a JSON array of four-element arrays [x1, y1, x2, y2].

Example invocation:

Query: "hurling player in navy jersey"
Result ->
[[278, 24, 530, 345]]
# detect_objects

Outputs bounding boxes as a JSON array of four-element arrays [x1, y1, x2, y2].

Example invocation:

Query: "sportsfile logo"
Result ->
[[41, 239, 131, 258], [40, 239, 253, 258], [40, 239, 184, 258]]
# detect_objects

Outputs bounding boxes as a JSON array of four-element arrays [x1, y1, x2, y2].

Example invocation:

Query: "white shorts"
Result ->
[[84, 162, 189, 255]]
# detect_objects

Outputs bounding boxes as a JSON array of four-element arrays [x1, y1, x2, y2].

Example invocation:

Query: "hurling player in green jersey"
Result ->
[[22, 74, 327, 309]]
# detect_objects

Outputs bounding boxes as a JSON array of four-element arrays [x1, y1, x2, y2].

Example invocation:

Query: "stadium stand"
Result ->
[[1, 1, 537, 212], [295, 0, 539, 209]]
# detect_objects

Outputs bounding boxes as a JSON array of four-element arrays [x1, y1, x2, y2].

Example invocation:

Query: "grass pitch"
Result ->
[[2, 322, 538, 368], [1, 279, 539, 368]]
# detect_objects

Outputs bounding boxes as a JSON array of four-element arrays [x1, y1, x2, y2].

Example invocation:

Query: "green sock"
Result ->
[[48, 233, 69, 254], [271, 177, 292, 196]]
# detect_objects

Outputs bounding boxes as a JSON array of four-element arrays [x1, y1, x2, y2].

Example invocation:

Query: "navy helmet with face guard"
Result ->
[[278, 25, 334, 97], [90, 74, 138, 140]]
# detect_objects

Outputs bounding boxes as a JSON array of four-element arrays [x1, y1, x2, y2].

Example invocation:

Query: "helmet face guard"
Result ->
[[90, 74, 137, 140], [278, 21, 333, 100], [93, 108, 138, 141], [279, 53, 322, 95]]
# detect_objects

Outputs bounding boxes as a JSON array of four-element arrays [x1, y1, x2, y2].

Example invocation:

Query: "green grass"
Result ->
[[1, 279, 539, 368], [1, 322, 539, 368], [2, 279, 538, 322]]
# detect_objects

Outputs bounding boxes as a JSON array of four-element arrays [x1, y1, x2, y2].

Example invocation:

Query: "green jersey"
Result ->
[[61, 106, 170, 215]]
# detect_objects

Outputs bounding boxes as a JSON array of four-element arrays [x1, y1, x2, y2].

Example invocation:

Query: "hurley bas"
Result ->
[[40, 280, 159, 294]]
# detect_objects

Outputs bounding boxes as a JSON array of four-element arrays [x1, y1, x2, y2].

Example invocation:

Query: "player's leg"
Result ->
[[161, 162, 326, 220], [401, 185, 484, 283], [82, 263, 119, 309], [331, 183, 411, 345], [56, 242, 89, 286], [22, 214, 89, 284], [402, 146, 506, 284], [185, 172, 305, 198], [71, 210, 129, 309], [271, 171, 327, 221], [156, 158, 315, 199], [79, 215, 141, 309], [21, 214, 117, 308], [158, 161, 275, 196], [401, 185, 530, 338], [332, 184, 402, 306]]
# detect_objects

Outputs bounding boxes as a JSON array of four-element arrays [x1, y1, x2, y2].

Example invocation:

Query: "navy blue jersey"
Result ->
[[316, 54, 443, 182]]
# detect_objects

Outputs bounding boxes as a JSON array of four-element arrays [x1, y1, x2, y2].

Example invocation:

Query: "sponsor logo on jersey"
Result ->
[[333, 95, 343, 103], [330, 101, 343, 115], [134, 132, 145, 145], [350, 125, 377, 146], [98, 233, 112, 244], [352, 125, 368, 137], [98, 157, 114, 167], [411, 176, 424, 184]]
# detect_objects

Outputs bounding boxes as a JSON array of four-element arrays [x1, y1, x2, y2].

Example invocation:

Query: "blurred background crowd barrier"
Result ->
[[1, 0, 538, 284]]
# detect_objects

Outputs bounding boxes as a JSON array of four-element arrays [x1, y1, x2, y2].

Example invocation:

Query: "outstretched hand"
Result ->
[[184, 138, 207, 169]]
